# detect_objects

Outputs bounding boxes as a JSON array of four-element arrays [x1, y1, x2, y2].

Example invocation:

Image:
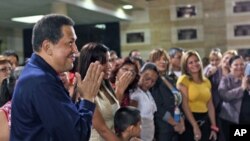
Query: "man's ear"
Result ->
[[126, 125, 134, 133], [42, 40, 52, 56]]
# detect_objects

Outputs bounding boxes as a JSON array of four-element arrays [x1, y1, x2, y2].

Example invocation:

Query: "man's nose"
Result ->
[[72, 44, 78, 53]]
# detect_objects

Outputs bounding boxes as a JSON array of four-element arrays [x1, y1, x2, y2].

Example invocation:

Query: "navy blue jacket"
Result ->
[[10, 53, 95, 141]]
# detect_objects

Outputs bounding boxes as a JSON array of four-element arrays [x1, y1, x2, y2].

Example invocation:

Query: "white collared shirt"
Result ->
[[130, 87, 157, 120]]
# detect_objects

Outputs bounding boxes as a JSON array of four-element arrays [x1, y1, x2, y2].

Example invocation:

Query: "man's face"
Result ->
[[170, 52, 182, 69], [49, 25, 78, 73], [7, 56, 18, 70], [131, 51, 141, 59], [0, 62, 11, 83]]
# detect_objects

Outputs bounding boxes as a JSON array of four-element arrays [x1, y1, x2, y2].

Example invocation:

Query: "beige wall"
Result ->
[[1, 0, 250, 62], [0, 27, 23, 63], [120, 0, 229, 59]]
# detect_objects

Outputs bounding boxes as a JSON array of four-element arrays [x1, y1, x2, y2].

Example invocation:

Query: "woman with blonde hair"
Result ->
[[177, 50, 217, 141], [207, 49, 238, 112], [204, 48, 222, 77]]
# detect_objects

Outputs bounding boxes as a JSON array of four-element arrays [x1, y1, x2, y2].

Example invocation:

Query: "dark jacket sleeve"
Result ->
[[33, 81, 95, 141], [150, 77, 176, 132], [0, 79, 11, 107]]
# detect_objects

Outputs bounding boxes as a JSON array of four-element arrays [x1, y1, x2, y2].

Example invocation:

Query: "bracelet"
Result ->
[[211, 125, 219, 132]]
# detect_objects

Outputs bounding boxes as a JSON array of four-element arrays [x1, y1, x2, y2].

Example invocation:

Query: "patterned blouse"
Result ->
[[0, 101, 12, 127]]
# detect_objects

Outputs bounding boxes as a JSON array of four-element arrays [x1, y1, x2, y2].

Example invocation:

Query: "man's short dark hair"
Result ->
[[128, 49, 139, 57], [3, 50, 19, 63], [32, 14, 74, 52], [168, 47, 184, 58]]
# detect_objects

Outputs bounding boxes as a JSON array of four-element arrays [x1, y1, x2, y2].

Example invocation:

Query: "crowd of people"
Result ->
[[0, 13, 250, 141]]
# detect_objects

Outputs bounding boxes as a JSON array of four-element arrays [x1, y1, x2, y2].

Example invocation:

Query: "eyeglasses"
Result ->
[[120, 67, 136, 75], [0, 67, 12, 73], [109, 58, 118, 62]]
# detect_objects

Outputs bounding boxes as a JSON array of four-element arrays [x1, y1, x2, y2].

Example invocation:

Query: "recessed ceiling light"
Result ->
[[11, 15, 44, 24], [95, 24, 106, 29], [122, 5, 133, 10]]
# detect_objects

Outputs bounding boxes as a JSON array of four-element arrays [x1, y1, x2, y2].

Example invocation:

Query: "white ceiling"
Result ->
[[0, 0, 147, 29]]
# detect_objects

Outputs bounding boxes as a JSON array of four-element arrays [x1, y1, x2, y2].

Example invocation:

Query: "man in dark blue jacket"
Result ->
[[10, 14, 104, 141]]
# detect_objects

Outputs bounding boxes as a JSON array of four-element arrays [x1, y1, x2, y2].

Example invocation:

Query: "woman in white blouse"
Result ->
[[130, 62, 158, 141]]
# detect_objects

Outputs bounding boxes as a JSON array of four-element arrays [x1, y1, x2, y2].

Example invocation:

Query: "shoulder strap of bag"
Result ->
[[161, 76, 174, 90]]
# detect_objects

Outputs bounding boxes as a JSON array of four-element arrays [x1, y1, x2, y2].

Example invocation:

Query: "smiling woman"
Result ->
[[77, 42, 120, 141], [218, 55, 246, 141], [177, 50, 217, 141], [130, 62, 158, 141]]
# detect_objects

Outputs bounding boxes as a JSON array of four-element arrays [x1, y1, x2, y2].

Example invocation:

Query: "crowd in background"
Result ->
[[0, 14, 250, 141]]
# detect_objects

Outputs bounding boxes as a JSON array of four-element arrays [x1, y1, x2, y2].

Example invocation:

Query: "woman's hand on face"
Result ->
[[115, 71, 134, 94]]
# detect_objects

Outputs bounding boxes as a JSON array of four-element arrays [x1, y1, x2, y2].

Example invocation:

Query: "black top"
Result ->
[[150, 76, 176, 133], [239, 90, 250, 124]]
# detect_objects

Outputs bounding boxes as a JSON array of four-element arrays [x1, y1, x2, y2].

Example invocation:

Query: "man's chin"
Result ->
[[64, 64, 74, 72]]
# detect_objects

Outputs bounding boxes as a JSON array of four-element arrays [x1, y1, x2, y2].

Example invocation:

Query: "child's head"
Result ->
[[114, 106, 141, 138]]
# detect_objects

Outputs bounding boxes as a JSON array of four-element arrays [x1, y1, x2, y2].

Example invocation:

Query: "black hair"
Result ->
[[0, 76, 16, 107], [130, 56, 145, 69], [2, 50, 19, 63], [140, 62, 159, 75], [211, 48, 221, 53], [128, 49, 139, 57], [114, 106, 141, 136], [229, 55, 242, 66], [32, 14, 74, 52], [78, 42, 109, 79]]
